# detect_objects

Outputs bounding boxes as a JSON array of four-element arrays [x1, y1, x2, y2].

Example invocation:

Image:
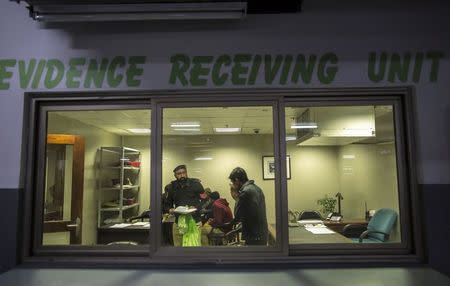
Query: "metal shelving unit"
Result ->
[[97, 146, 141, 227]]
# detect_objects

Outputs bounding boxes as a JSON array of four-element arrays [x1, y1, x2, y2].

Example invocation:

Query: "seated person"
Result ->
[[207, 191, 233, 233], [199, 188, 214, 223]]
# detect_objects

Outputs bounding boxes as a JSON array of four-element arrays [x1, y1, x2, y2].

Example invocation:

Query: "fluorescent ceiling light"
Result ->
[[194, 157, 213, 161], [127, 128, 151, 134], [291, 122, 318, 129], [286, 135, 297, 141], [342, 155, 355, 159], [171, 122, 200, 128], [214, 127, 241, 133], [173, 128, 201, 132]]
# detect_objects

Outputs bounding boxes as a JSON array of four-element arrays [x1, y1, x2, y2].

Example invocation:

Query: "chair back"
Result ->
[[367, 208, 397, 242], [208, 222, 242, 246], [298, 210, 322, 221]]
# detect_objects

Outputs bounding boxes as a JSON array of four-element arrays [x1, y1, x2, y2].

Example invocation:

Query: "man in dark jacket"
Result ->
[[229, 167, 268, 245], [163, 164, 205, 246]]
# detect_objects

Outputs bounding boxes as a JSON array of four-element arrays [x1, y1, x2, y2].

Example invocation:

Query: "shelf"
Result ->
[[98, 146, 142, 227], [100, 185, 139, 191], [100, 203, 139, 212], [101, 166, 140, 171], [100, 146, 140, 155]]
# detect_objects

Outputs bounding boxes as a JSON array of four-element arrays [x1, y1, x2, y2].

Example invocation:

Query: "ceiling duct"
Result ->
[[16, 1, 249, 22], [294, 107, 377, 146], [14, 0, 302, 22]]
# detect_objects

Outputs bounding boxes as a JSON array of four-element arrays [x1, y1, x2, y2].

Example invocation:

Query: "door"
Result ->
[[43, 134, 85, 245]]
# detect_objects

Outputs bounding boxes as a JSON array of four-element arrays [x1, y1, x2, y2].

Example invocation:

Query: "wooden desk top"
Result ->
[[323, 219, 368, 226], [269, 224, 352, 244]]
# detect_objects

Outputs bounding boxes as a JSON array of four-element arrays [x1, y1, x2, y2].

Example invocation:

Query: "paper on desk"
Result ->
[[109, 223, 132, 228], [132, 222, 150, 228], [132, 222, 148, 226], [305, 226, 335, 234]]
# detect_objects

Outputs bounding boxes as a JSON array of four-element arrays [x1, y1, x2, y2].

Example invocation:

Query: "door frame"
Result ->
[[43, 134, 85, 244]]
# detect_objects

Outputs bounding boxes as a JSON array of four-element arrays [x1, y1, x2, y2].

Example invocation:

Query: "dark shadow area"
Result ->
[[0, 189, 18, 274], [422, 184, 450, 277]]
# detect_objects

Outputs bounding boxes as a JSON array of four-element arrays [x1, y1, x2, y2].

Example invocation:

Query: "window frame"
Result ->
[[20, 87, 423, 266]]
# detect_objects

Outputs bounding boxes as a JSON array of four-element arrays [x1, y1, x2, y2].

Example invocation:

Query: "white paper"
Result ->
[[132, 222, 148, 226], [297, 219, 324, 225], [109, 223, 132, 228], [305, 226, 335, 234]]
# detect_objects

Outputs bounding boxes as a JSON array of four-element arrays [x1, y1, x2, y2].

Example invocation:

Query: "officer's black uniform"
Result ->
[[163, 178, 204, 222]]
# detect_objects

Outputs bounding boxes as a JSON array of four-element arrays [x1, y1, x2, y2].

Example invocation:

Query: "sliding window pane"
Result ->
[[285, 105, 401, 244], [42, 109, 151, 246], [162, 106, 276, 247]]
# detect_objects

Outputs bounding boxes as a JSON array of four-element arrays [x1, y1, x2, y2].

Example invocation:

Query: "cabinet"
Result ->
[[97, 146, 141, 227]]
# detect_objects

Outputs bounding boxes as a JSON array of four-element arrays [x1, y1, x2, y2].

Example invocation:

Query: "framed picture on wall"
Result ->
[[262, 155, 291, 180]]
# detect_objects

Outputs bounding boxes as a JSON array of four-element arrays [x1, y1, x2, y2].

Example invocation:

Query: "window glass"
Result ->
[[42, 109, 151, 246], [285, 105, 401, 244], [161, 106, 276, 247]]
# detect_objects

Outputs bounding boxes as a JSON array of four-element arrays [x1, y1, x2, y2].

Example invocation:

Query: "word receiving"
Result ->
[[169, 53, 339, 86], [0, 56, 146, 90]]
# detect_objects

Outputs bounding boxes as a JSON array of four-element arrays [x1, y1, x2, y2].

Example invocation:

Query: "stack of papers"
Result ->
[[132, 222, 150, 228], [109, 223, 132, 228], [297, 219, 323, 225], [304, 224, 335, 234]]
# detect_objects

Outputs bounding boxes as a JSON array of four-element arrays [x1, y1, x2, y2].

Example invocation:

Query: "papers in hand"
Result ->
[[173, 206, 197, 214]]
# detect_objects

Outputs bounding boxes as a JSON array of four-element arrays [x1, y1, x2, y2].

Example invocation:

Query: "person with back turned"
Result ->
[[228, 167, 268, 245]]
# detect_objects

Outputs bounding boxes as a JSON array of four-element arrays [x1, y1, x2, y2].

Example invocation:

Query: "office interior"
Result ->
[[42, 104, 401, 246]]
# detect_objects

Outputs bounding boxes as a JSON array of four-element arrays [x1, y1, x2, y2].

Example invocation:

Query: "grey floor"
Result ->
[[0, 267, 449, 286]]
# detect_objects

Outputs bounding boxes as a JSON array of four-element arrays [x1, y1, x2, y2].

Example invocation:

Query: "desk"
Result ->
[[97, 222, 174, 245], [323, 219, 368, 234], [97, 225, 150, 244], [269, 224, 352, 244]]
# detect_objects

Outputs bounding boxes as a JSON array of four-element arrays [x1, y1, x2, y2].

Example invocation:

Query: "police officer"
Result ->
[[163, 164, 205, 246]]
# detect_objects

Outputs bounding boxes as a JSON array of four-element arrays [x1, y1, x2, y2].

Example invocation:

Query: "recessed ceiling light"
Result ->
[[127, 128, 151, 134], [194, 157, 213, 160], [214, 127, 241, 133], [173, 128, 201, 132], [291, 122, 318, 129], [170, 122, 200, 128], [342, 154, 355, 159]]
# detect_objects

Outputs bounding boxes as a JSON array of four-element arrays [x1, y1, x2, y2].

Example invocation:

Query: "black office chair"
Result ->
[[298, 210, 322, 221], [208, 222, 242, 246]]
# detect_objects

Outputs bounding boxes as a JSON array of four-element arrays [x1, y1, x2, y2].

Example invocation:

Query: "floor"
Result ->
[[0, 267, 448, 286]]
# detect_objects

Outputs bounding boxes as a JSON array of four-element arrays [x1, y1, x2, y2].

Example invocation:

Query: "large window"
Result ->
[[40, 108, 151, 247], [284, 105, 401, 245], [22, 89, 421, 263], [161, 106, 277, 248]]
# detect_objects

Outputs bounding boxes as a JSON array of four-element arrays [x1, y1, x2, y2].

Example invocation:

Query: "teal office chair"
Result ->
[[344, 208, 397, 243]]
